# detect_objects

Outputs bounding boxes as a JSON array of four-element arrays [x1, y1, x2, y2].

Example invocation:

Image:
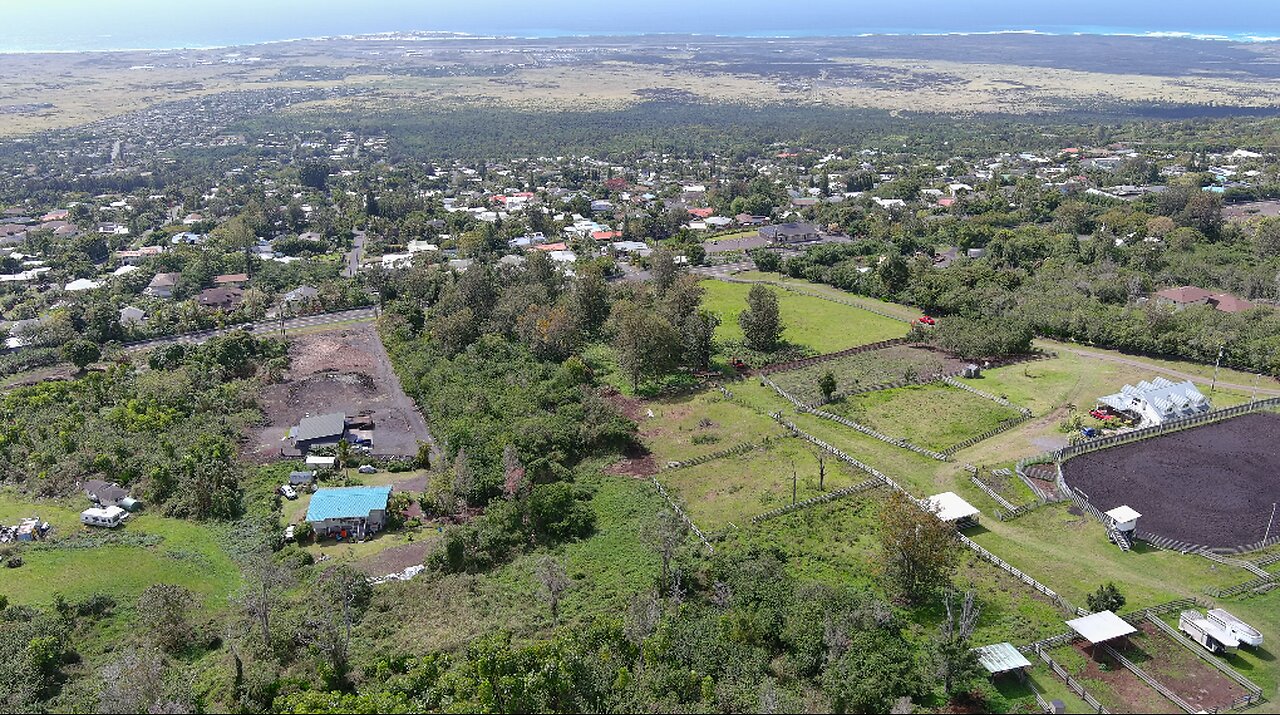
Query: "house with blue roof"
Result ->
[[305, 485, 392, 539]]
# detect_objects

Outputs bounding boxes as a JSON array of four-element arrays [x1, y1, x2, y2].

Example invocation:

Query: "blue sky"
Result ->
[[7, 0, 1280, 51]]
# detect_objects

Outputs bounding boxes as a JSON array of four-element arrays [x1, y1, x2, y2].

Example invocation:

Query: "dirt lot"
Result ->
[[1131, 622, 1249, 711], [246, 323, 435, 462], [1061, 413, 1280, 549], [1065, 641, 1171, 713]]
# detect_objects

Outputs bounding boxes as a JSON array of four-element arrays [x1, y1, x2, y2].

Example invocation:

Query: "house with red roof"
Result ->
[[687, 207, 715, 219], [1154, 286, 1255, 314], [591, 230, 622, 241]]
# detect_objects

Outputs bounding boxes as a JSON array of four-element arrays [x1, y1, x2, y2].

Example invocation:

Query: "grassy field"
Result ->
[[733, 270, 924, 321], [658, 435, 867, 530], [823, 382, 1023, 451], [0, 493, 241, 609], [769, 344, 955, 403], [640, 389, 789, 465], [699, 279, 908, 354]]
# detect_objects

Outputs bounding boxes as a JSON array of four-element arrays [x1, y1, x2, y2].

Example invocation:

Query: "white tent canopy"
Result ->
[[1066, 611, 1137, 644], [926, 492, 979, 523]]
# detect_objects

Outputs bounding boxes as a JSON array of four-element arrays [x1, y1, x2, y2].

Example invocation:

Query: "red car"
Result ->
[[918, 316, 936, 326], [1089, 409, 1116, 421]]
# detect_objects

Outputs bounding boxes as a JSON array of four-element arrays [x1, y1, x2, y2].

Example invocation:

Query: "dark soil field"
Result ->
[[246, 324, 435, 462], [1061, 413, 1280, 549]]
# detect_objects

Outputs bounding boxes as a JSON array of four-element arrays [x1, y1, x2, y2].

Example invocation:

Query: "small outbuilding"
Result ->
[[925, 491, 980, 527], [974, 642, 1032, 677], [290, 412, 348, 453], [1065, 610, 1137, 647], [288, 470, 317, 486]]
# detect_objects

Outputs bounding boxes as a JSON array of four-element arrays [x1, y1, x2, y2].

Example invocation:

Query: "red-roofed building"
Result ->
[[687, 207, 714, 219], [533, 242, 568, 252], [591, 230, 622, 241], [1154, 286, 1256, 314], [937, 197, 956, 208], [604, 178, 628, 191]]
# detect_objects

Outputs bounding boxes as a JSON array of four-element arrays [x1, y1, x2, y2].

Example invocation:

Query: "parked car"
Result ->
[[1080, 427, 1099, 438], [283, 524, 295, 542], [918, 315, 936, 325], [357, 464, 377, 474], [279, 485, 297, 500]]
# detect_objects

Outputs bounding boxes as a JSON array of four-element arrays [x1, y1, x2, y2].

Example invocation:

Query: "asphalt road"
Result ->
[[121, 306, 379, 353]]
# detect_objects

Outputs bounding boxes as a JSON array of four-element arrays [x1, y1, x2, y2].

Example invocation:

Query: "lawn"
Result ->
[[732, 270, 923, 321], [658, 435, 869, 530], [769, 344, 958, 403], [699, 278, 907, 354], [0, 493, 241, 610], [639, 388, 789, 466], [822, 382, 1023, 451]]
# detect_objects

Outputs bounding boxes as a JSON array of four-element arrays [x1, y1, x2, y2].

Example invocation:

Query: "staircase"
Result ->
[[1109, 527, 1133, 552]]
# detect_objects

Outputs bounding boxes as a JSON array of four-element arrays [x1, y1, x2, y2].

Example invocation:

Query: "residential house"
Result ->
[[760, 222, 819, 244], [119, 306, 146, 327], [214, 273, 249, 288], [1154, 286, 1255, 314], [304, 485, 392, 539], [197, 286, 244, 311], [145, 272, 181, 299], [1096, 377, 1211, 427]]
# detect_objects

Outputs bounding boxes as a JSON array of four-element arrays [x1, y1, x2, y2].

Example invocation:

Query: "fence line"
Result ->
[[1142, 614, 1264, 703], [661, 440, 762, 471], [757, 337, 912, 376], [939, 412, 1033, 457], [750, 477, 883, 523], [970, 473, 1018, 513], [959, 533, 1083, 615], [940, 375, 1033, 417], [648, 476, 714, 554], [1100, 643, 1195, 714], [1031, 646, 1111, 714]]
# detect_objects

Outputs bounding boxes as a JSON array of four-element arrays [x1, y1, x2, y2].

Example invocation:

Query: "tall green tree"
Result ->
[[738, 284, 783, 351]]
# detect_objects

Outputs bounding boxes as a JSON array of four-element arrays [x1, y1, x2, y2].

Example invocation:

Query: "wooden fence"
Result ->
[[941, 375, 1033, 417], [750, 477, 883, 523], [939, 413, 1032, 457], [959, 533, 1083, 615], [1031, 646, 1111, 714], [1100, 642, 1195, 714], [1142, 613, 1264, 708], [661, 440, 762, 471], [648, 476, 714, 555], [757, 337, 911, 376], [717, 276, 913, 324]]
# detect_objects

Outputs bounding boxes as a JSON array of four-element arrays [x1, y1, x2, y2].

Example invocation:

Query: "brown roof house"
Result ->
[[1154, 286, 1255, 314], [197, 286, 244, 311], [214, 273, 249, 287]]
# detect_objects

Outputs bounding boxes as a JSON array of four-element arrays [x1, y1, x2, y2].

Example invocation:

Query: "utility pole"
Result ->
[[1211, 343, 1224, 393], [1251, 373, 1260, 404]]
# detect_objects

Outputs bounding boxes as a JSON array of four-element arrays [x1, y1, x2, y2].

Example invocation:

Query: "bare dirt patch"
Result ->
[[1132, 622, 1249, 711], [245, 323, 434, 462], [1061, 413, 1280, 549]]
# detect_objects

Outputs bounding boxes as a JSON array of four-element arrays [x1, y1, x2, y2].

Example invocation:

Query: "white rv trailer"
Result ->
[[1179, 610, 1240, 654], [1207, 608, 1263, 648], [80, 505, 128, 528]]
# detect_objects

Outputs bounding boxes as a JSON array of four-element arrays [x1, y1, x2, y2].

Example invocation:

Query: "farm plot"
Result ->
[[1061, 412, 1280, 550], [699, 279, 908, 355], [973, 467, 1042, 507], [1047, 642, 1171, 713], [638, 389, 789, 467], [769, 344, 965, 403], [658, 436, 869, 530], [822, 382, 1024, 452], [1129, 621, 1252, 712]]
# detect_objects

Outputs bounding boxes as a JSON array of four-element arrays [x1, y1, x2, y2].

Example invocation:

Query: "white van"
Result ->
[[80, 506, 129, 528]]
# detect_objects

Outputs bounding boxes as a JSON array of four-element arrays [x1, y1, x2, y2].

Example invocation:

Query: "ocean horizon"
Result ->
[[2, 25, 1280, 55]]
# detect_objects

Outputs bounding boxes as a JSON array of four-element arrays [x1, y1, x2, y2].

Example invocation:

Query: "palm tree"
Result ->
[[335, 439, 352, 481]]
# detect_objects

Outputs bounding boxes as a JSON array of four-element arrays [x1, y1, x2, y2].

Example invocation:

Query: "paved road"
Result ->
[[121, 306, 378, 353], [1053, 343, 1280, 397], [691, 259, 755, 278], [343, 229, 367, 278]]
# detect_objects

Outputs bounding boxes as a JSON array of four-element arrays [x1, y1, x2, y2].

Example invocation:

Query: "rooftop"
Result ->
[[974, 643, 1032, 674], [926, 491, 980, 522], [1066, 610, 1137, 644], [305, 486, 392, 522], [293, 412, 347, 443], [1104, 505, 1142, 524]]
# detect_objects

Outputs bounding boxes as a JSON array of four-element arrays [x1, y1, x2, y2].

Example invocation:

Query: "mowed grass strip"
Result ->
[[823, 382, 1022, 451], [699, 279, 907, 354], [0, 494, 241, 608]]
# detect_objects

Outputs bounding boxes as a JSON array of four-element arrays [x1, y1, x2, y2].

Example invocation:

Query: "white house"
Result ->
[[1096, 377, 1211, 427]]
